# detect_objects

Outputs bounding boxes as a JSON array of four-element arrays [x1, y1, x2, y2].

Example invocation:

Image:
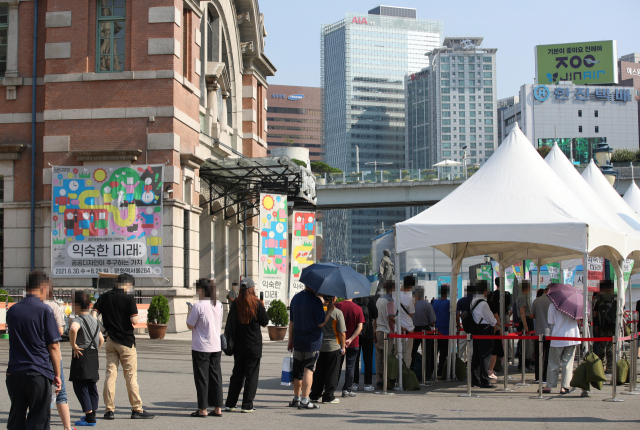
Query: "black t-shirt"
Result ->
[[488, 290, 511, 316], [363, 297, 379, 340], [233, 301, 269, 358], [93, 288, 138, 348]]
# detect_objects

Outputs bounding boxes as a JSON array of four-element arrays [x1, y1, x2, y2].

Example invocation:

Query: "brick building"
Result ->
[[266, 85, 323, 161], [0, 0, 274, 331]]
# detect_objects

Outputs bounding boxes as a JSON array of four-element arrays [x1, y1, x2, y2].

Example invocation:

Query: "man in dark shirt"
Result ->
[[92, 273, 154, 420], [287, 286, 334, 410], [6, 271, 62, 430], [411, 288, 437, 375]]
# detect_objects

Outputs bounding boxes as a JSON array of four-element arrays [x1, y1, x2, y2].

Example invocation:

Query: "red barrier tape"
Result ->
[[619, 335, 632, 341], [474, 335, 539, 340], [388, 331, 437, 339]]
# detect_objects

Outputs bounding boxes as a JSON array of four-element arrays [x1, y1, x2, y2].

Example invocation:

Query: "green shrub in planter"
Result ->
[[147, 295, 170, 325], [0, 289, 14, 303], [266, 299, 289, 326]]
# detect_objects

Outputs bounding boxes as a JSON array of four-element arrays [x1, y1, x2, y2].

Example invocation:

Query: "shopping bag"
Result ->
[[585, 352, 607, 383], [570, 361, 590, 391], [387, 344, 399, 380], [281, 355, 293, 386]]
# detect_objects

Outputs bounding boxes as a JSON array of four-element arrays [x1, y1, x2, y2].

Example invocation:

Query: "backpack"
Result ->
[[461, 299, 485, 334], [359, 300, 370, 339], [597, 299, 616, 330]]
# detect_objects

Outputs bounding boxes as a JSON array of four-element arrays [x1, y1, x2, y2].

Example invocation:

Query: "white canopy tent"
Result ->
[[582, 161, 640, 345], [394, 127, 626, 384], [623, 181, 640, 215], [545, 144, 640, 340]]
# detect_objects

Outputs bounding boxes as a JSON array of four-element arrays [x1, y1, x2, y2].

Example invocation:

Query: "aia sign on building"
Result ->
[[352, 17, 369, 25]]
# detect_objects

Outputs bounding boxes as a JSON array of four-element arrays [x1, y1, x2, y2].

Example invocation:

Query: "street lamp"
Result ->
[[593, 142, 618, 187]]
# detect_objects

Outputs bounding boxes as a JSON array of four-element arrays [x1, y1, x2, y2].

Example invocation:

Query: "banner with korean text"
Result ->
[[289, 211, 316, 302], [258, 193, 288, 309], [51, 165, 164, 278]]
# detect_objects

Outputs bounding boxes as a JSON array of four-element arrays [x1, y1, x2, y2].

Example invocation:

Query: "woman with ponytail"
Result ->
[[224, 278, 268, 413]]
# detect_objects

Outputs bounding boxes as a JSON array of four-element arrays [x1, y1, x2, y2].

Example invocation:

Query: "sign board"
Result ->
[[575, 257, 605, 292], [609, 258, 634, 292], [535, 40, 617, 85], [289, 211, 316, 302], [258, 193, 288, 309], [51, 165, 164, 278], [547, 262, 561, 283], [476, 265, 492, 282]]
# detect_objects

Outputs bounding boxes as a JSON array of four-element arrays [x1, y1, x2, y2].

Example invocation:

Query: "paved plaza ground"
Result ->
[[1, 335, 640, 430]]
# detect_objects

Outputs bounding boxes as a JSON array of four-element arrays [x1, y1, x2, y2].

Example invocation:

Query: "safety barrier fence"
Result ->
[[380, 330, 639, 401]]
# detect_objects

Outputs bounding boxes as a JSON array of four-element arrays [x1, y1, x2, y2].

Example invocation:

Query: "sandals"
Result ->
[[191, 411, 207, 418]]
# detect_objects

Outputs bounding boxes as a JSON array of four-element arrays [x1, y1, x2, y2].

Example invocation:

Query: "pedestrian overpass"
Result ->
[[315, 179, 465, 210]]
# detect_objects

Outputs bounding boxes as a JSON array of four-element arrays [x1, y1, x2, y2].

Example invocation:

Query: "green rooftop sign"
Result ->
[[536, 41, 617, 85]]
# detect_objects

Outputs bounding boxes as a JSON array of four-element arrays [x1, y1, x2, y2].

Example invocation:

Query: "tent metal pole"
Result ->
[[536, 259, 541, 291], [582, 253, 589, 349], [394, 231, 403, 390], [448, 244, 458, 381], [615, 259, 624, 363]]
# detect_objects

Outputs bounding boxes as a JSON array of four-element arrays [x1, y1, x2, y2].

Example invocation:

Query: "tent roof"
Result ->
[[395, 128, 622, 267], [623, 181, 640, 215], [544, 144, 627, 263]]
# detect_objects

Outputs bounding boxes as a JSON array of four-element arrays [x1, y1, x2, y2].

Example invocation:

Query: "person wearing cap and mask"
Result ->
[[224, 278, 269, 413]]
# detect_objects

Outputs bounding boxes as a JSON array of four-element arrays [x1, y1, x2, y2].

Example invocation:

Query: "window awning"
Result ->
[[199, 156, 317, 223]]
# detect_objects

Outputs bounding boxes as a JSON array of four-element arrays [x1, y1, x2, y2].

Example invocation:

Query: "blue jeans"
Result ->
[[56, 358, 68, 405]]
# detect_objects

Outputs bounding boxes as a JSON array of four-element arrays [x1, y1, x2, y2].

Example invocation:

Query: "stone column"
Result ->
[[199, 213, 216, 280], [246, 225, 260, 281], [5, 2, 19, 78], [228, 223, 242, 285], [206, 82, 219, 139], [214, 217, 229, 292]]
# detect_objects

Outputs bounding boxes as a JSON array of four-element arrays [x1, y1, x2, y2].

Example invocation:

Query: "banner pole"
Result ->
[[458, 334, 477, 397], [604, 336, 624, 402]]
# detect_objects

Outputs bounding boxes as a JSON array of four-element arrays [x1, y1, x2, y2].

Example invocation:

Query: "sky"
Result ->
[[260, 0, 640, 100]]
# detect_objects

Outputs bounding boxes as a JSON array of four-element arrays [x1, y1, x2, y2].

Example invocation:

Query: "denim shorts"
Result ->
[[55, 358, 68, 405]]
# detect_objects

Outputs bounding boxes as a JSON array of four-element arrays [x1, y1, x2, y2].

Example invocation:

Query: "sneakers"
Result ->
[[298, 401, 320, 409], [364, 384, 375, 392], [351, 383, 359, 391], [375, 382, 383, 390], [322, 398, 340, 404], [342, 390, 356, 398], [288, 398, 300, 408], [224, 407, 237, 412], [75, 416, 97, 427], [103, 411, 114, 420], [241, 408, 255, 413], [131, 410, 155, 419]]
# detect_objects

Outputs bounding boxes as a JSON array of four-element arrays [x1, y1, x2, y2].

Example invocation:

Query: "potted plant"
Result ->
[[147, 295, 170, 339], [266, 299, 289, 341]]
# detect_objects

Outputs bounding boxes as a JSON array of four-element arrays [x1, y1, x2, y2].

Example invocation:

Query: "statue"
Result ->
[[379, 249, 394, 283]]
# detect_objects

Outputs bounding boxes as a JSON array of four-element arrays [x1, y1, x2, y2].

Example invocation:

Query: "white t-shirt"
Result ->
[[400, 292, 415, 331], [547, 304, 581, 347], [186, 300, 223, 352]]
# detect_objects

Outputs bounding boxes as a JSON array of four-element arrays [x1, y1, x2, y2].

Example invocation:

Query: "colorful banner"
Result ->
[[289, 211, 316, 302], [476, 265, 492, 282], [51, 165, 164, 278], [258, 193, 288, 309], [587, 257, 605, 292], [547, 262, 561, 283], [609, 258, 634, 292]]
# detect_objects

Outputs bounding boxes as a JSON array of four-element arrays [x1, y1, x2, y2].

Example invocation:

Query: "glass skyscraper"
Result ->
[[321, 6, 443, 261]]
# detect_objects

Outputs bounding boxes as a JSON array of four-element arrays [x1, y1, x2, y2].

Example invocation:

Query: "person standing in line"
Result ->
[[287, 286, 335, 410], [518, 280, 534, 371], [353, 296, 377, 392], [69, 291, 104, 427], [432, 284, 451, 378], [543, 301, 581, 394], [92, 274, 154, 420], [411, 288, 436, 373], [310, 295, 346, 404], [336, 297, 365, 398], [228, 282, 239, 304], [530, 287, 552, 383], [44, 283, 73, 430], [186, 279, 223, 417], [6, 271, 62, 429], [487, 278, 509, 379], [470, 281, 498, 389], [594, 280, 616, 372], [398, 276, 416, 367], [224, 278, 269, 413], [374, 281, 396, 390], [456, 284, 474, 364]]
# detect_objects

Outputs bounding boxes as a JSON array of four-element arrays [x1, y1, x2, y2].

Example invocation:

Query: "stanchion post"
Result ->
[[420, 330, 430, 386], [459, 334, 478, 398], [496, 336, 515, 392], [622, 328, 639, 395], [433, 329, 438, 382], [379, 333, 393, 395], [530, 335, 550, 399], [515, 334, 530, 386], [604, 336, 624, 402]]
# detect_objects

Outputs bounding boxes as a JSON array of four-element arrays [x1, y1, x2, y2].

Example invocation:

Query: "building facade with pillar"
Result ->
[[0, 0, 274, 331]]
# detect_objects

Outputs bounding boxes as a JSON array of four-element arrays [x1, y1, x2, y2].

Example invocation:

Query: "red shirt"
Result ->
[[336, 300, 365, 349]]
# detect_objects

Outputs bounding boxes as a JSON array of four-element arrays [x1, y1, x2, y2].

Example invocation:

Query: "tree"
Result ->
[[310, 161, 343, 175], [361, 251, 372, 265], [291, 158, 307, 168], [283, 138, 294, 147], [537, 145, 551, 158]]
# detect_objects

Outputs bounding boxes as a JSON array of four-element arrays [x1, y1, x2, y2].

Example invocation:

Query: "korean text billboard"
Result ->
[[289, 211, 316, 301], [536, 40, 617, 85], [51, 165, 164, 278], [258, 193, 288, 309]]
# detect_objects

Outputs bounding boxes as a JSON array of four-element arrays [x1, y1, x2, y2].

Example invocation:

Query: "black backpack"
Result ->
[[461, 299, 485, 335], [359, 299, 370, 339], [597, 299, 616, 330]]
